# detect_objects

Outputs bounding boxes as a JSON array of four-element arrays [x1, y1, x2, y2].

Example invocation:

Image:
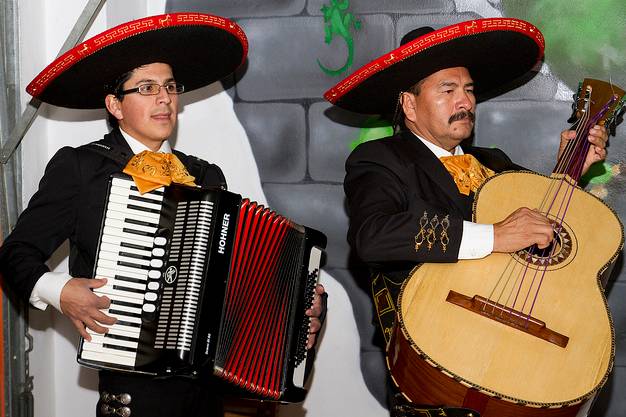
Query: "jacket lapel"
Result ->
[[399, 130, 468, 214]]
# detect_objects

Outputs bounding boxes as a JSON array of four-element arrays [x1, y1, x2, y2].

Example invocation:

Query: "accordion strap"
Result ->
[[79, 140, 133, 166]]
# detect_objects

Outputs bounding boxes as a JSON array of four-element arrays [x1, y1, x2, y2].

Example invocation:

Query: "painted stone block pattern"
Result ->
[[233, 102, 306, 182], [307, 0, 454, 15], [475, 101, 571, 173], [235, 15, 394, 101], [166, 0, 306, 18], [263, 183, 349, 269], [308, 101, 375, 182]]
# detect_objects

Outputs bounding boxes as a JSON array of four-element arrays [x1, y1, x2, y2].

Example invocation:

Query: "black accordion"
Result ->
[[77, 174, 327, 402]]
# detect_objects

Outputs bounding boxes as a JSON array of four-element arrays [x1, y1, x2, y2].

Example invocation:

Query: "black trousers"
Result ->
[[97, 371, 223, 417]]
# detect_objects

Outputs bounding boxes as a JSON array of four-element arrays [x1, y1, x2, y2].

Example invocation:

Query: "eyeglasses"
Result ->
[[118, 82, 185, 97]]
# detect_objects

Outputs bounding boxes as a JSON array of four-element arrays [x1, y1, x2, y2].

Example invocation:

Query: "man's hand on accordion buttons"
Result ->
[[306, 284, 327, 349], [60, 277, 117, 341]]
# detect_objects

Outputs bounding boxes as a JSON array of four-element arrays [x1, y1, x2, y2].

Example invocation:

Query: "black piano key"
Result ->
[[116, 320, 140, 328], [112, 285, 146, 295], [127, 203, 160, 215], [111, 299, 143, 308], [120, 241, 153, 252], [103, 344, 137, 353], [128, 194, 163, 205], [125, 217, 159, 228], [117, 260, 149, 270], [109, 308, 142, 319], [105, 333, 139, 343], [122, 227, 154, 238], [114, 274, 148, 285], [118, 251, 152, 261]]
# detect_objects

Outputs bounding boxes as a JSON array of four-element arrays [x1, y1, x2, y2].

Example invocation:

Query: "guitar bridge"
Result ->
[[446, 290, 569, 348]]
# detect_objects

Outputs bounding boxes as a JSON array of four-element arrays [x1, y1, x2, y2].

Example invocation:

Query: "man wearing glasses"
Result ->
[[0, 13, 325, 417]]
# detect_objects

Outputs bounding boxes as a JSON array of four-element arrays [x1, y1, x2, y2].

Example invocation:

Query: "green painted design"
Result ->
[[580, 162, 620, 186], [350, 117, 393, 150], [318, 0, 361, 76], [501, 0, 626, 92]]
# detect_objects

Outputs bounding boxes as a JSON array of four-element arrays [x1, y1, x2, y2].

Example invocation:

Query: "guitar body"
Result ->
[[389, 171, 623, 416]]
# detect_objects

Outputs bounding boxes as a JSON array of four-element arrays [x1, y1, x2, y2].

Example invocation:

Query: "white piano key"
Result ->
[[104, 208, 159, 225], [96, 267, 147, 282], [98, 251, 152, 267], [81, 343, 136, 359], [88, 326, 138, 339], [80, 349, 136, 366], [94, 285, 145, 301], [103, 321, 142, 335], [109, 193, 162, 212], [89, 334, 138, 350], [101, 277, 147, 292], [97, 259, 149, 274], [110, 180, 164, 198]]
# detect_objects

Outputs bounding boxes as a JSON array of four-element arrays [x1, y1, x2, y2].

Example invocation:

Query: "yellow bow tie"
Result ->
[[123, 150, 197, 194], [439, 154, 495, 196]]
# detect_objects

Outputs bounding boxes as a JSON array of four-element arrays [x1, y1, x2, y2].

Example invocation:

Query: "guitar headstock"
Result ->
[[569, 79, 626, 134]]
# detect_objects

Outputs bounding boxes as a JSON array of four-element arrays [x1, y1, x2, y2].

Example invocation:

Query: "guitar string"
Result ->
[[483, 88, 594, 323], [523, 88, 618, 322]]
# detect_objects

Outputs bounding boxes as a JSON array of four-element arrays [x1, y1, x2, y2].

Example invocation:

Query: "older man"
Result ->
[[325, 18, 609, 417]]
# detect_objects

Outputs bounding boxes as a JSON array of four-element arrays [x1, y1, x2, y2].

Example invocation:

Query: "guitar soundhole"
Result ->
[[513, 220, 576, 269]]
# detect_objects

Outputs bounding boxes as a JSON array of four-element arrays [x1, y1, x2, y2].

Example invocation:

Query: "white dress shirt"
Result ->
[[29, 129, 171, 311]]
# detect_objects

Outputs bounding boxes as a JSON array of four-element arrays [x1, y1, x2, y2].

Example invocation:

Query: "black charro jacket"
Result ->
[[344, 129, 523, 294], [0, 128, 226, 301]]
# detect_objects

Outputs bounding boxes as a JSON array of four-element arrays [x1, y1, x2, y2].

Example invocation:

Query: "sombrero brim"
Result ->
[[26, 13, 248, 109], [324, 18, 544, 114]]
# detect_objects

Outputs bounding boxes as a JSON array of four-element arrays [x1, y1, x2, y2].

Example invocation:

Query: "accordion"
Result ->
[[77, 174, 327, 402]]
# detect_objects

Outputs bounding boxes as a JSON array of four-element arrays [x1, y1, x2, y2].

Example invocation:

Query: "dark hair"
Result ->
[[105, 69, 135, 129], [393, 78, 425, 133]]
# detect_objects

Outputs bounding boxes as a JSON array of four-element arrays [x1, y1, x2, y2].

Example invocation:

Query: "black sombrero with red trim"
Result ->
[[27, 12, 248, 109], [324, 18, 545, 115]]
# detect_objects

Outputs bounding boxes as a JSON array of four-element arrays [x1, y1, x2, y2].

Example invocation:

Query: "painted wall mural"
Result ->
[[166, 1, 626, 416]]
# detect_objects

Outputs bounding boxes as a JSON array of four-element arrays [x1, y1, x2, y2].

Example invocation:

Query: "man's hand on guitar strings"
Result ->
[[493, 207, 555, 254]]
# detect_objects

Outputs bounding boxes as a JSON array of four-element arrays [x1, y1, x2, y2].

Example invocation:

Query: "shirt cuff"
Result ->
[[459, 221, 493, 259], [29, 272, 73, 312]]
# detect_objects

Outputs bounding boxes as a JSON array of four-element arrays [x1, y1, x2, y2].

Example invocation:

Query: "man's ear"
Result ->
[[401, 92, 417, 121], [105, 94, 123, 121]]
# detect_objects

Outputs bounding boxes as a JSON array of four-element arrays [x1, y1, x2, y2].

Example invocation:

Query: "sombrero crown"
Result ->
[[27, 12, 248, 109], [324, 18, 545, 114]]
